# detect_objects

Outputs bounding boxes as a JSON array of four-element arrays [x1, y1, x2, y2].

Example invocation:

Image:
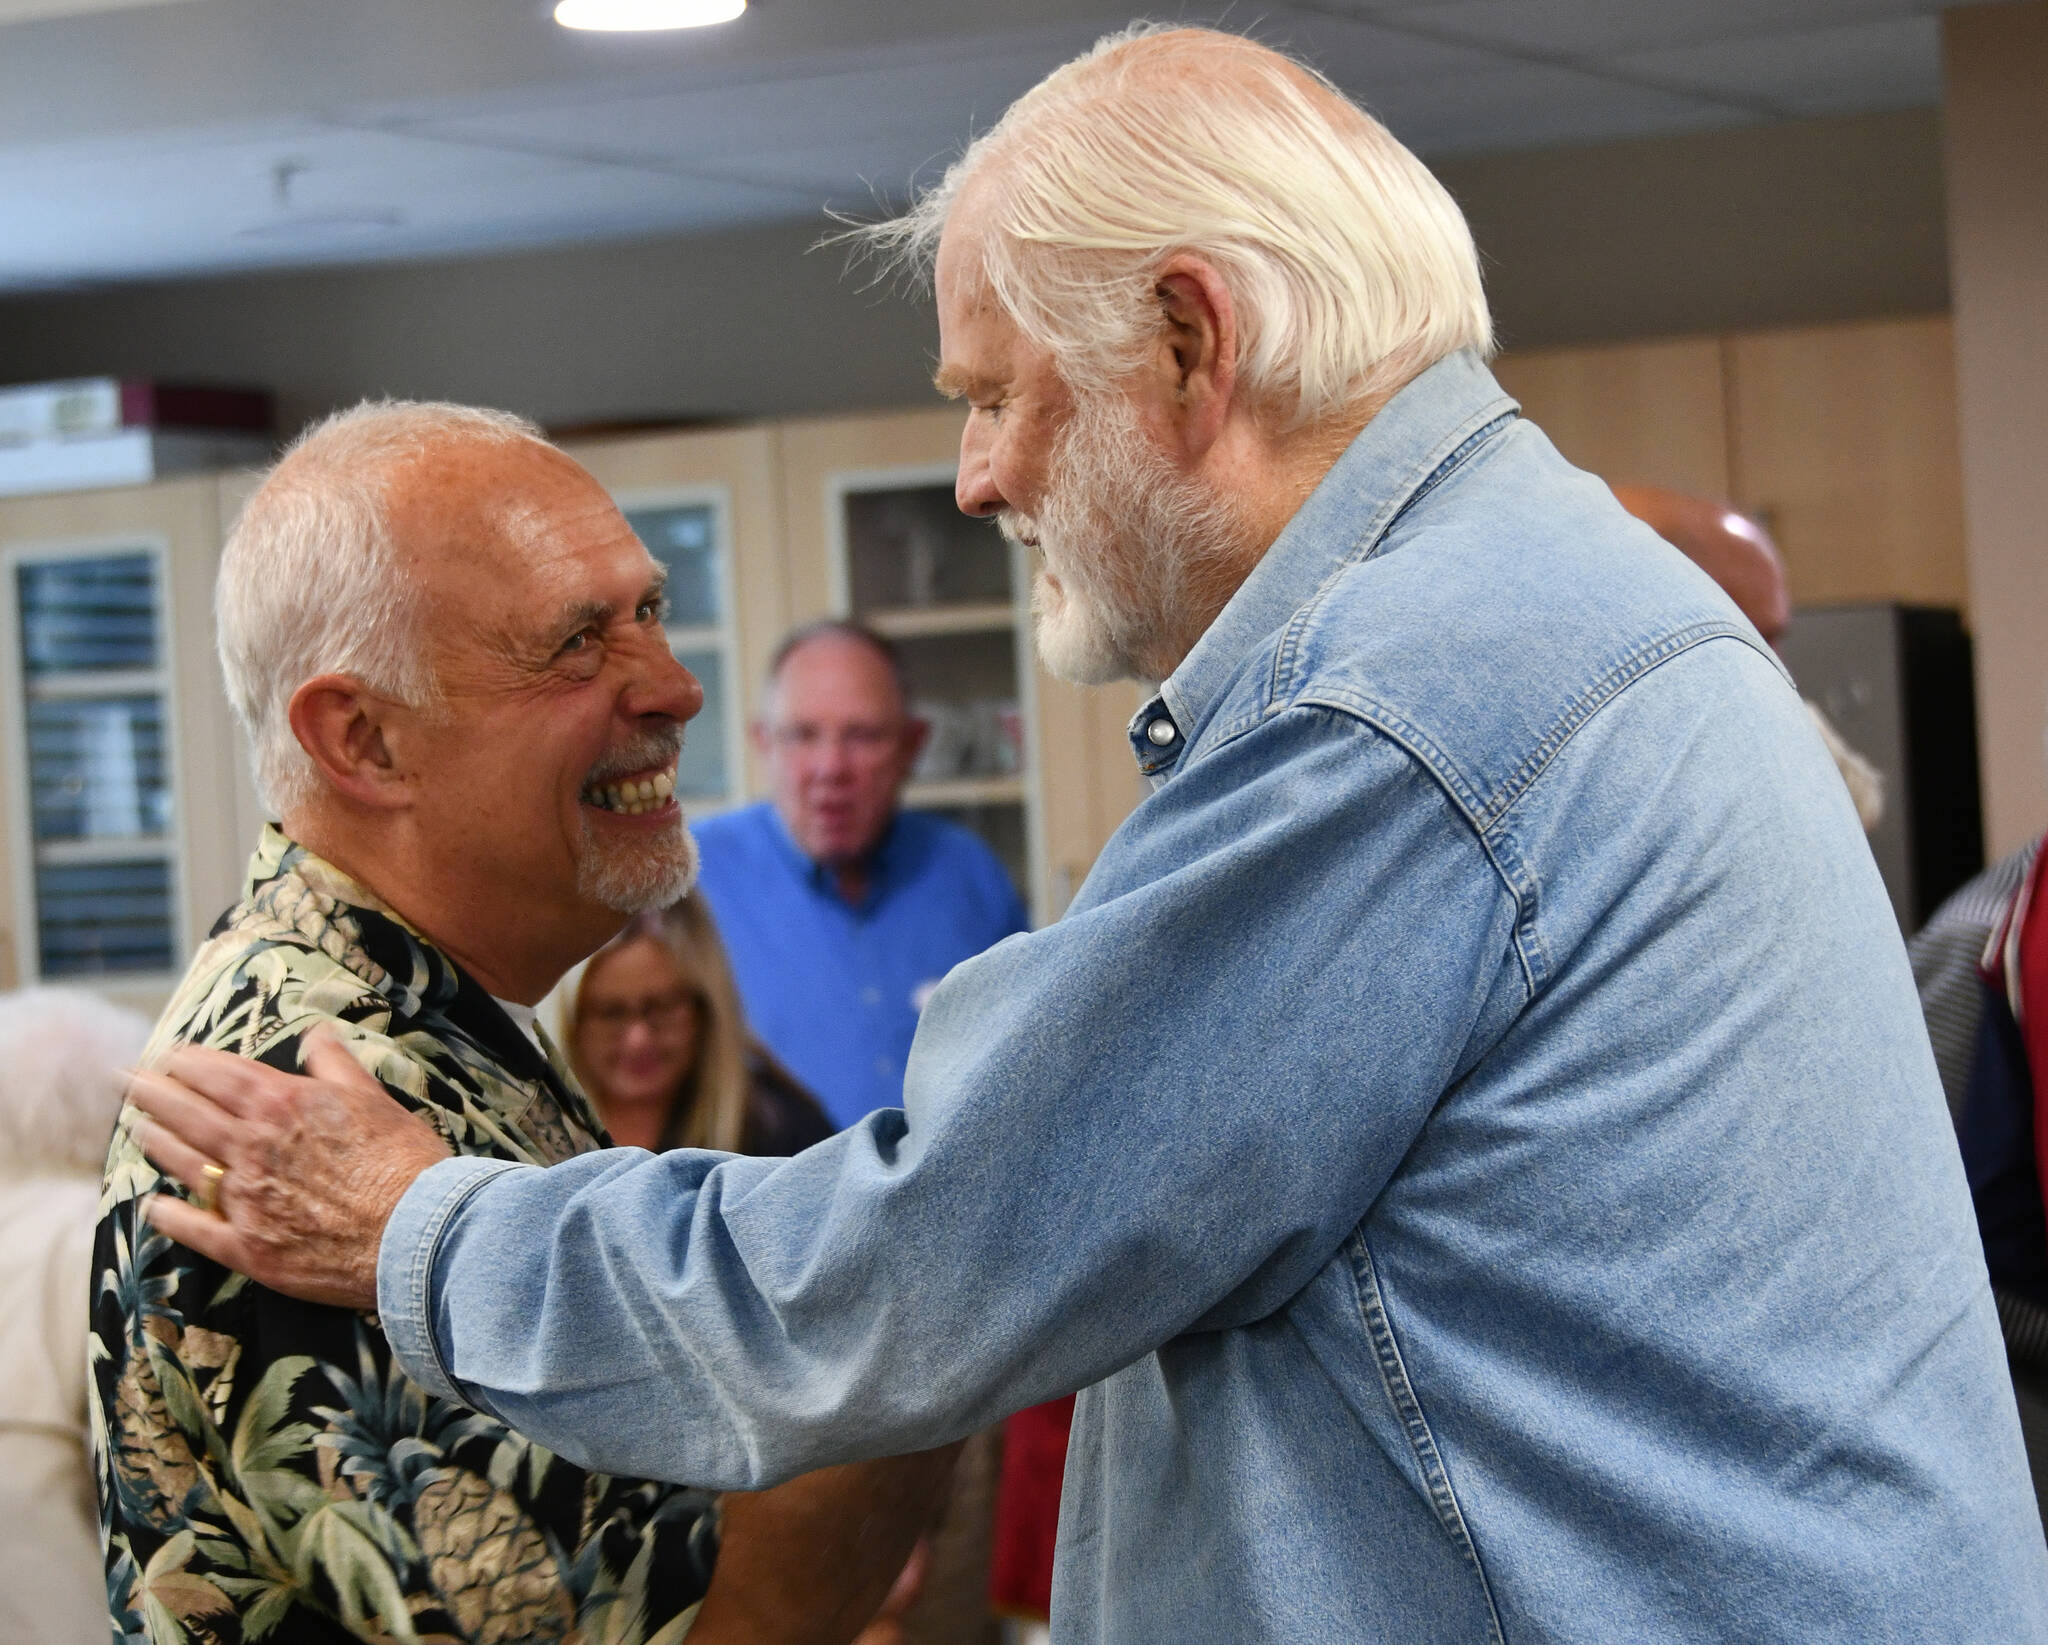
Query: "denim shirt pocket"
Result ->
[[1345, 1228, 1507, 1645]]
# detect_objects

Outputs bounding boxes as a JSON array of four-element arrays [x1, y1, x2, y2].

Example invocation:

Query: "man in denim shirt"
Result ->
[[137, 25, 2048, 1642]]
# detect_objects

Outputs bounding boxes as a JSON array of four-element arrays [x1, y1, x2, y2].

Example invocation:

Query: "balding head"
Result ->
[[1611, 484, 1790, 644], [218, 400, 550, 815], [755, 621, 926, 874], [865, 23, 1491, 429]]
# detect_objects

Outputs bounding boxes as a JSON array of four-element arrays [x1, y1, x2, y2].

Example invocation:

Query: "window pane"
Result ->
[[35, 856, 174, 977], [27, 694, 171, 840], [673, 646, 728, 799], [625, 504, 721, 628], [17, 553, 159, 674]]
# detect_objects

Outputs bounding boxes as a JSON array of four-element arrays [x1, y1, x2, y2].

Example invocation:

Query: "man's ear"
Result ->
[[1150, 254, 1239, 462], [898, 715, 930, 775], [287, 675, 411, 810]]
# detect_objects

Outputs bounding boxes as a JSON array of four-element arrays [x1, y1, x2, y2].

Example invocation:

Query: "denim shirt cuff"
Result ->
[[377, 1154, 532, 1408]]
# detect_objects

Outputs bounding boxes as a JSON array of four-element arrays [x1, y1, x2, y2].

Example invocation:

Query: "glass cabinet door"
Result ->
[[620, 495, 741, 810], [833, 472, 1035, 906], [6, 544, 180, 977]]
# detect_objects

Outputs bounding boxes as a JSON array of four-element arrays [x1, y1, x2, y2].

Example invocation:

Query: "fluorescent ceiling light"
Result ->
[[553, 0, 745, 30]]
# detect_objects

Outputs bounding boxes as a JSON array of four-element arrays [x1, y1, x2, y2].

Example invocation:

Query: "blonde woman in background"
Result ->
[[559, 903, 944, 1645], [560, 895, 835, 1160], [0, 986, 148, 1645]]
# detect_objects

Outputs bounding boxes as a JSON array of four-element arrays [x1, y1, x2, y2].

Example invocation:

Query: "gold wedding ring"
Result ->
[[194, 1159, 227, 1215]]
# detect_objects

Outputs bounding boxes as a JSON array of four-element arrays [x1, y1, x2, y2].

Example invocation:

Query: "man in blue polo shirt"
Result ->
[[692, 620, 1028, 1129]]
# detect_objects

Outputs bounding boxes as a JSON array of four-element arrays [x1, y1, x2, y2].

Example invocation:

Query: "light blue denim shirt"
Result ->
[[381, 352, 2048, 1642]]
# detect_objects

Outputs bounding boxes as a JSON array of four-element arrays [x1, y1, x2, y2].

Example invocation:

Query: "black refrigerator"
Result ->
[[1775, 602, 1984, 933]]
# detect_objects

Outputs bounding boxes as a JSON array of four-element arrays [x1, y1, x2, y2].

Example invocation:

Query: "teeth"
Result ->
[[584, 763, 678, 813]]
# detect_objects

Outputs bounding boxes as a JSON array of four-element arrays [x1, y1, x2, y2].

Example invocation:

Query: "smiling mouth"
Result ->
[[581, 759, 678, 816]]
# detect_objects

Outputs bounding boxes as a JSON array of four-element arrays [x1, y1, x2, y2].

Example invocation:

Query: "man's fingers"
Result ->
[[144, 1191, 244, 1270], [155, 1042, 287, 1119], [126, 1067, 243, 1165], [300, 1027, 386, 1094], [133, 1117, 225, 1203]]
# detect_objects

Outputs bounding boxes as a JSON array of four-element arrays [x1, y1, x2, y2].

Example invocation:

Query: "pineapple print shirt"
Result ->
[[91, 827, 719, 1645]]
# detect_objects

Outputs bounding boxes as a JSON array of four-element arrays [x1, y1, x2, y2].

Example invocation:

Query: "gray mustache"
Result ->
[[584, 726, 683, 786]]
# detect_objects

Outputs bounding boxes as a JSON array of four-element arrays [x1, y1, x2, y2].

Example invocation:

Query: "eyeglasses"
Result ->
[[580, 988, 700, 1035], [767, 723, 902, 757]]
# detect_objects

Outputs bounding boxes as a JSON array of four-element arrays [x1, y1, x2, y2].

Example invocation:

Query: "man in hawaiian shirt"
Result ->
[[94, 401, 950, 1644]]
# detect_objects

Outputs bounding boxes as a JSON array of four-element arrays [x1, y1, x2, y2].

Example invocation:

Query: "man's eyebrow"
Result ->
[[932, 364, 985, 399], [544, 573, 668, 643], [551, 597, 612, 638]]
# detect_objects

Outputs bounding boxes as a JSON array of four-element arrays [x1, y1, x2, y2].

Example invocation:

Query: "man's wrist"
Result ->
[[376, 1155, 532, 1407]]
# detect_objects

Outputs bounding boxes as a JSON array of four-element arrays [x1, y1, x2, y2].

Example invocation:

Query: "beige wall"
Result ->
[[1943, 1, 2048, 858]]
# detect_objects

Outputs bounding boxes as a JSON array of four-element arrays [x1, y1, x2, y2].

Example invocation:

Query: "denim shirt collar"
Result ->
[[1130, 349, 1519, 778]]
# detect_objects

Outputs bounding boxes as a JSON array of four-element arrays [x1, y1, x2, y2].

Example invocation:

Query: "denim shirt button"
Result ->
[[1145, 717, 1179, 747]]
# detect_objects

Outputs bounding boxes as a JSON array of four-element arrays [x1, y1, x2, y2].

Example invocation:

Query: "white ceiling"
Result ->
[[0, 0, 1964, 294]]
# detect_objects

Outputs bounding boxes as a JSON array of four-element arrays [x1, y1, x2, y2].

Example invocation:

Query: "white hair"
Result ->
[[217, 399, 548, 817], [859, 23, 1492, 427], [0, 987, 149, 1178]]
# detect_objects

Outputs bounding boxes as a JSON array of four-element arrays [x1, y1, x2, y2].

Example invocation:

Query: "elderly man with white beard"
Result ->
[[93, 402, 951, 1645], [132, 26, 2048, 1644]]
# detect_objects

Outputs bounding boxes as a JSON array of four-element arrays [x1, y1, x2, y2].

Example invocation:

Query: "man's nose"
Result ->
[[811, 736, 858, 780], [625, 633, 705, 725], [956, 419, 1003, 518]]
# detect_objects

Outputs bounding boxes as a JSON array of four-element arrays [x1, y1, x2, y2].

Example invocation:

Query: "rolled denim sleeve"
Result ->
[[378, 1154, 534, 1406], [377, 704, 1525, 1488]]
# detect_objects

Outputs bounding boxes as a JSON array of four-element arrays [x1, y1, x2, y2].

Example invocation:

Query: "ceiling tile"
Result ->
[[0, 0, 1974, 292], [1272, 9, 1741, 151], [0, 122, 796, 288], [1323, 0, 1934, 56], [394, 24, 1113, 200], [0, 0, 198, 19], [1370, 61, 1751, 154], [1608, 15, 1942, 116]]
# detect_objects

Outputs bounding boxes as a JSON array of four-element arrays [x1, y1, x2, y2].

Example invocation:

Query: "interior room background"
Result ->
[[0, 0, 2040, 1019]]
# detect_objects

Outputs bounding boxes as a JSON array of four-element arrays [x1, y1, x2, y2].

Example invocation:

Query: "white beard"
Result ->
[[1002, 390, 1251, 686], [575, 727, 700, 913], [577, 820, 698, 914]]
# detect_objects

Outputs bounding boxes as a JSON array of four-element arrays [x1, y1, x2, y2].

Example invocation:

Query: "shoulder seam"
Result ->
[[1283, 624, 1775, 993], [1198, 700, 1539, 998]]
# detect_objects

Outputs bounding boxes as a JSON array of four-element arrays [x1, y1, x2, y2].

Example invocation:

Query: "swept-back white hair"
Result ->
[[217, 399, 548, 817], [0, 987, 149, 1178], [861, 24, 1492, 427]]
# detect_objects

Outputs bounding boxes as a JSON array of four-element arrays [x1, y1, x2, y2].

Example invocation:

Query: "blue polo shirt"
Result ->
[[691, 802, 1029, 1129]]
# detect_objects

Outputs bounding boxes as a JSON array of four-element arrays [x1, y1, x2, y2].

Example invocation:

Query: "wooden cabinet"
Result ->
[[0, 475, 256, 1017], [1496, 316, 1968, 615], [1492, 336, 1730, 498], [1724, 316, 1967, 609]]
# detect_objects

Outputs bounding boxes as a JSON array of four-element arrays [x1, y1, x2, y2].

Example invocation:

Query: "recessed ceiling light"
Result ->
[[553, 0, 744, 30]]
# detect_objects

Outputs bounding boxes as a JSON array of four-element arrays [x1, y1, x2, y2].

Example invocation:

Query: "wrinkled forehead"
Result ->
[[388, 441, 652, 625]]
